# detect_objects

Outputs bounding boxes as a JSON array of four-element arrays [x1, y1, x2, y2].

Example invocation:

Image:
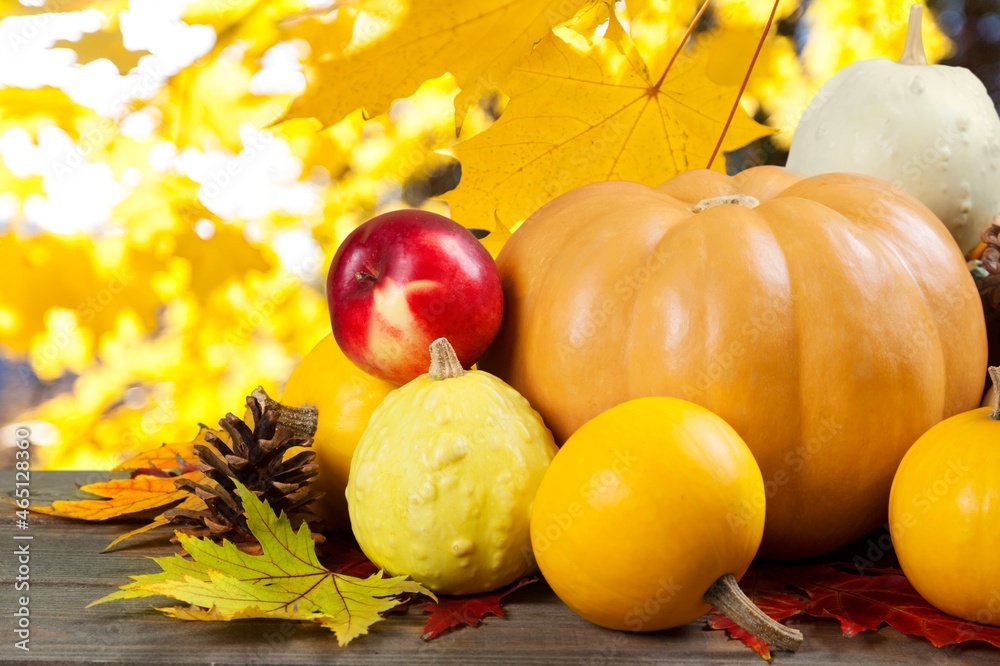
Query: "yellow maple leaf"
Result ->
[[475, 213, 514, 259], [112, 431, 219, 472], [283, 0, 586, 128], [623, 0, 703, 75], [52, 26, 149, 75], [92, 481, 432, 646], [33, 471, 203, 521], [279, 5, 357, 63], [444, 5, 774, 226], [105, 495, 207, 551]]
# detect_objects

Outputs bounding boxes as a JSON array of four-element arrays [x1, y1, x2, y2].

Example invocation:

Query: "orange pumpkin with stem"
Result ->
[[481, 166, 986, 559]]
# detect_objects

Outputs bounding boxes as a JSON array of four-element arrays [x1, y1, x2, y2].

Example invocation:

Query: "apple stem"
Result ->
[[429, 338, 465, 380], [355, 271, 377, 283], [703, 574, 803, 652]]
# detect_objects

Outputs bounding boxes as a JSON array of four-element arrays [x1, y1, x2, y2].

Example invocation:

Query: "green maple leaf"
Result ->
[[91, 480, 432, 646]]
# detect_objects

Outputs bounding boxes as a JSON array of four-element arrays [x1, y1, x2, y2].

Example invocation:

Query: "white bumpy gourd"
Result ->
[[787, 5, 1000, 255]]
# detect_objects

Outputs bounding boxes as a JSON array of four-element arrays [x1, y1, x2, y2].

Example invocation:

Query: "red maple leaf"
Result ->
[[706, 560, 1000, 660], [316, 533, 380, 578], [787, 565, 1000, 649], [421, 576, 539, 640], [707, 566, 806, 660]]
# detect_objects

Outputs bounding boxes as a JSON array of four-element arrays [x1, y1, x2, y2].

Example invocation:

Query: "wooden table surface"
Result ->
[[1, 471, 998, 665]]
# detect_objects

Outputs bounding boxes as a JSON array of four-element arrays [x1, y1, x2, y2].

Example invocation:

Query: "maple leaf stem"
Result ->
[[703, 574, 804, 653], [705, 0, 780, 169], [653, 0, 711, 90]]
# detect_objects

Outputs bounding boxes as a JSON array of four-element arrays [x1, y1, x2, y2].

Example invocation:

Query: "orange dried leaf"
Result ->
[[33, 471, 204, 521], [104, 495, 208, 551], [113, 427, 218, 473], [114, 445, 197, 474]]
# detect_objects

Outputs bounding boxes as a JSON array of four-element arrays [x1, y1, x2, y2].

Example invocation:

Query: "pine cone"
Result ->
[[969, 216, 1000, 296], [165, 387, 322, 543], [972, 218, 1000, 391]]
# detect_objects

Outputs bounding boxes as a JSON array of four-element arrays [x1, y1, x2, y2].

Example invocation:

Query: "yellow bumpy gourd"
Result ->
[[347, 337, 558, 595]]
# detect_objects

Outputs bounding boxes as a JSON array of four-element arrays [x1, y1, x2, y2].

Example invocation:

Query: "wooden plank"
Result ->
[[0, 471, 997, 664]]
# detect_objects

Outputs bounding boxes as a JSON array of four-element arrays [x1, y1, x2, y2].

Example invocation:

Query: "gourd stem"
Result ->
[[703, 574, 804, 653], [429, 338, 465, 380], [251, 386, 319, 438], [692, 194, 760, 213], [899, 5, 927, 65], [989, 367, 1000, 420]]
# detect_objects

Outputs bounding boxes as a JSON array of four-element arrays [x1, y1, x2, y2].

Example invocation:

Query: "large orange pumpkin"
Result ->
[[480, 166, 986, 560]]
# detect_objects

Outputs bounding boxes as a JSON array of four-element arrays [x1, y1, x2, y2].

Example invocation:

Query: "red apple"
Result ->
[[327, 209, 503, 384]]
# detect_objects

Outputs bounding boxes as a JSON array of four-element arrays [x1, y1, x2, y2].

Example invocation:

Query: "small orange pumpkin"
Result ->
[[481, 166, 986, 559], [890, 370, 1000, 626]]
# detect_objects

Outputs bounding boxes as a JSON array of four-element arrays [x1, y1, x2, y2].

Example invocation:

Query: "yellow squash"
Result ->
[[282, 333, 396, 528], [531, 397, 796, 644], [889, 369, 1000, 626], [347, 338, 558, 595]]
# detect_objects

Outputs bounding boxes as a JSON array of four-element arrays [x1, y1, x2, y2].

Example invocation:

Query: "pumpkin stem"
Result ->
[[989, 367, 1000, 420], [250, 386, 318, 438], [703, 574, 804, 652], [429, 338, 465, 380], [692, 194, 760, 213], [899, 5, 928, 65]]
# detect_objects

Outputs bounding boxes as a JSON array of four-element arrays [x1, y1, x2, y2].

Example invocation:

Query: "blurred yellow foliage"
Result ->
[[52, 8, 150, 75], [748, 0, 951, 146], [0, 88, 98, 140], [0, 0, 954, 469]]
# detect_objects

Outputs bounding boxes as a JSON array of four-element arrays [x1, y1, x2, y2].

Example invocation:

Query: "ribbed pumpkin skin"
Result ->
[[479, 166, 987, 560]]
